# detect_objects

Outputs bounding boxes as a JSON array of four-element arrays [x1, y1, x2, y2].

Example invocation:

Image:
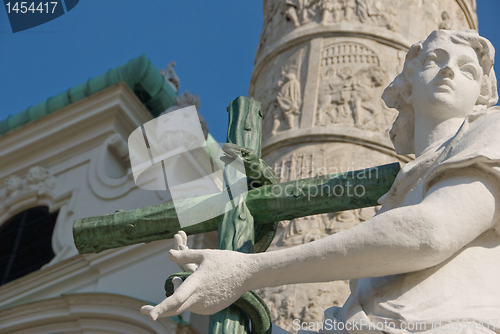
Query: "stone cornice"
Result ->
[[0, 292, 183, 333], [262, 126, 412, 163], [0, 83, 151, 183]]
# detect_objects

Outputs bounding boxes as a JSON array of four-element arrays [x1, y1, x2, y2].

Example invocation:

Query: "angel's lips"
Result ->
[[434, 79, 454, 92]]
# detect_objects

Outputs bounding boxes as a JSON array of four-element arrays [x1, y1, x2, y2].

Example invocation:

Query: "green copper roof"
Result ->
[[0, 54, 177, 135]]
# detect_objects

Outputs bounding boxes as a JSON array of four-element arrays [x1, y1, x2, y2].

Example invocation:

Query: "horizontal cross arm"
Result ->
[[73, 162, 400, 254]]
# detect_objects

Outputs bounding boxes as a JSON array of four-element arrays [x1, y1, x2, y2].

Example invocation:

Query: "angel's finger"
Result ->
[[169, 249, 204, 264], [173, 276, 183, 291], [152, 290, 202, 319], [179, 230, 188, 245], [140, 305, 154, 314], [149, 278, 198, 320], [185, 263, 199, 272], [174, 233, 183, 250], [148, 298, 182, 320]]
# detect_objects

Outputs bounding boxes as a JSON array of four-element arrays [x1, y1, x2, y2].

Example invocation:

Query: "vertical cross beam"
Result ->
[[209, 97, 263, 334]]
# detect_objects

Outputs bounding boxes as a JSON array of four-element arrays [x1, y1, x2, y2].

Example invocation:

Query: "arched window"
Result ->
[[0, 206, 58, 286]]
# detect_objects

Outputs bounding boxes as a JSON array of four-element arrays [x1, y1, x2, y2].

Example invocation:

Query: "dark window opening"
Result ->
[[0, 206, 58, 286]]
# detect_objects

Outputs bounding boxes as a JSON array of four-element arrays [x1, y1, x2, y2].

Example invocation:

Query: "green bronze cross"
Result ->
[[73, 96, 400, 334]]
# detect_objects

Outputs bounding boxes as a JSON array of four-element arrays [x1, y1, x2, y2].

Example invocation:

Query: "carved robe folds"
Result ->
[[307, 108, 500, 333]]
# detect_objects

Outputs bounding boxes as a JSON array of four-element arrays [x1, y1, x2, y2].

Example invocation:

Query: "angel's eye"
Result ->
[[460, 64, 479, 80], [423, 54, 437, 66]]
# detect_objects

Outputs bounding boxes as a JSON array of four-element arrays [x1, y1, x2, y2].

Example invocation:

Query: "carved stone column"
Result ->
[[249, 0, 477, 331]]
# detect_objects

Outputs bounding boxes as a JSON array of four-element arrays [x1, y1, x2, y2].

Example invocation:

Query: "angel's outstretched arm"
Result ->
[[142, 173, 498, 320]]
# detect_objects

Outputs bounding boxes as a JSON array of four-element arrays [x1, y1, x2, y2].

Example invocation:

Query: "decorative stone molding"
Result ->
[[0, 166, 61, 220], [88, 133, 137, 200], [0, 293, 192, 334], [0, 166, 78, 263], [4, 166, 56, 198]]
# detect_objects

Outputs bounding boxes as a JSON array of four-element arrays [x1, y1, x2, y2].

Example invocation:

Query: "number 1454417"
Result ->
[[5, 2, 58, 14]]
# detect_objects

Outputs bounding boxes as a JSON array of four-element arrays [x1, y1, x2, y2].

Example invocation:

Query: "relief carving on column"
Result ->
[[414, 0, 473, 41], [352, 0, 399, 29], [260, 48, 305, 139], [314, 42, 396, 132], [271, 0, 399, 29], [274, 70, 302, 134], [256, 0, 400, 57], [439, 10, 453, 30]]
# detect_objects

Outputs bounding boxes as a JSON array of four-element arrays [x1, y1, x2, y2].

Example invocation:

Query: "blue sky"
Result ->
[[0, 1, 499, 144]]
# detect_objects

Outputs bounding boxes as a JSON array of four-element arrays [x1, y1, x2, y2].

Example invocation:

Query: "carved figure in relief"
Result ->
[[342, 0, 356, 21], [4, 166, 56, 198], [256, 0, 399, 60], [4, 175, 22, 197], [276, 71, 301, 131], [284, 0, 316, 28], [142, 30, 500, 334], [316, 54, 387, 130], [285, 0, 301, 27], [26, 166, 56, 191], [439, 10, 453, 30], [318, 0, 336, 24], [316, 66, 353, 126], [261, 48, 304, 137], [355, 0, 369, 22], [26, 166, 49, 184], [351, 66, 387, 129], [268, 102, 282, 136], [356, 0, 397, 29]]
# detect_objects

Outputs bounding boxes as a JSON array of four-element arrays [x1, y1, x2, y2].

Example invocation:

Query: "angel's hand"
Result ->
[[173, 231, 198, 272], [140, 248, 254, 320]]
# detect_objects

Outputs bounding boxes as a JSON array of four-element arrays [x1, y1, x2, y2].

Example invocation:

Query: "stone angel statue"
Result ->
[[142, 30, 500, 333]]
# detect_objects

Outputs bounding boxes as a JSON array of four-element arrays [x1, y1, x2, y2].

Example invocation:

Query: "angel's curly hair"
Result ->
[[382, 30, 498, 154]]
